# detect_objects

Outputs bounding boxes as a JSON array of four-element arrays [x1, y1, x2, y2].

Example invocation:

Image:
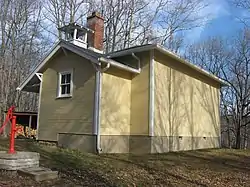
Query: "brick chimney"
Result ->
[[87, 12, 104, 52]]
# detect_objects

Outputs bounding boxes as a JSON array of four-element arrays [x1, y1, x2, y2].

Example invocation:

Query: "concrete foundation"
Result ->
[[58, 133, 96, 153], [55, 133, 220, 154], [0, 151, 39, 170], [100, 135, 220, 153]]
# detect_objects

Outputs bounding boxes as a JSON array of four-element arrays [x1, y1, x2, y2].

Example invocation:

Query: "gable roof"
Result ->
[[17, 40, 140, 92], [17, 40, 227, 92], [108, 44, 228, 86]]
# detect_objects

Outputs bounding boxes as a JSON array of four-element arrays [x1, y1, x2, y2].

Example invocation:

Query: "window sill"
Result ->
[[56, 95, 72, 99]]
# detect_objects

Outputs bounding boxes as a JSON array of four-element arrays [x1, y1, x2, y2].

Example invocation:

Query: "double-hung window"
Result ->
[[58, 70, 73, 98]]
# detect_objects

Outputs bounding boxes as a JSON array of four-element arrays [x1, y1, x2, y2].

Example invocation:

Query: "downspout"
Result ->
[[149, 50, 155, 137], [131, 52, 141, 70], [94, 61, 110, 154], [95, 54, 139, 153]]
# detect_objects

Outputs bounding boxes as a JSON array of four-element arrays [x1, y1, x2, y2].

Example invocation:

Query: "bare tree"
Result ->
[[185, 30, 250, 149], [230, 0, 250, 26], [43, 0, 209, 53], [222, 29, 250, 149], [0, 0, 48, 124], [42, 0, 90, 38]]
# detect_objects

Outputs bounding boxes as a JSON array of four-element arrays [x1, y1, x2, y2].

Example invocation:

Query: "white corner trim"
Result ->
[[149, 50, 155, 137], [36, 74, 43, 140]]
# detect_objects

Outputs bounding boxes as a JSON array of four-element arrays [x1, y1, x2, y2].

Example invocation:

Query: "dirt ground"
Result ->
[[0, 139, 250, 187]]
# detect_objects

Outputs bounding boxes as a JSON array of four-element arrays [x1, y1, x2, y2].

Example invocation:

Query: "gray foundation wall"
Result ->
[[100, 135, 152, 153], [57, 133, 220, 154], [151, 136, 220, 153], [101, 135, 220, 153], [58, 133, 96, 153]]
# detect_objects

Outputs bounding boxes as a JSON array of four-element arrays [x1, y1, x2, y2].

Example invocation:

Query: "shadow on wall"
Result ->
[[100, 68, 132, 136], [100, 52, 151, 153], [130, 52, 150, 136], [154, 55, 220, 152]]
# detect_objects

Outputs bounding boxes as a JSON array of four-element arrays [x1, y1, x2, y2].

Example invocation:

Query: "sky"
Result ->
[[184, 0, 246, 43]]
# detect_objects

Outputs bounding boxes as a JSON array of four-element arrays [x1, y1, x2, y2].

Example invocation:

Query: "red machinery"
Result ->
[[0, 106, 17, 154]]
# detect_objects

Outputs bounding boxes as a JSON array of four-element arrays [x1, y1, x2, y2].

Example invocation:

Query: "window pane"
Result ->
[[61, 74, 66, 84], [61, 85, 66, 94], [66, 84, 71, 94], [66, 74, 71, 83]]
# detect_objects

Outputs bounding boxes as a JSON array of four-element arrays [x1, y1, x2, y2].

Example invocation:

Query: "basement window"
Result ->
[[57, 70, 73, 98]]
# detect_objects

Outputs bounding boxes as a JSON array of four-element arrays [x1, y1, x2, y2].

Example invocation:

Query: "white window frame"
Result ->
[[57, 70, 73, 98]]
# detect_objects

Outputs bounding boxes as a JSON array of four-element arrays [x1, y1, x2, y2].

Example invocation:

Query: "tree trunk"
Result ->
[[236, 127, 241, 149]]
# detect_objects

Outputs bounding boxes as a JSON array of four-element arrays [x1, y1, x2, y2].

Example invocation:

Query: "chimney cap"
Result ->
[[87, 11, 104, 20]]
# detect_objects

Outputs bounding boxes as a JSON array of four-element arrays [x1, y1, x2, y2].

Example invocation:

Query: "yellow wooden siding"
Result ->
[[100, 67, 131, 135], [38, 50, 96, 141], [154, 62, 171, 136], [130, 53, 150, 135], [154, 52, 220, 138]]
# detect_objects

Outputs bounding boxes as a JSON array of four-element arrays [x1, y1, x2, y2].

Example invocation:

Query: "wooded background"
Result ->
[[0, 0, 249, 149]]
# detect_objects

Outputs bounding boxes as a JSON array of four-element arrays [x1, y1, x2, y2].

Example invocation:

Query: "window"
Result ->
[[58, 70, 73, 98]]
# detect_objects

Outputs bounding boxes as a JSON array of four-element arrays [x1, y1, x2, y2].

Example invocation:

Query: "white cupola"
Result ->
[[58, 22, 94, 49], [58, 12, 104, 53]]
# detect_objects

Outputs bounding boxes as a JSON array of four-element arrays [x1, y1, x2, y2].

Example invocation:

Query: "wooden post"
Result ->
[[28, 115, 32, 137]]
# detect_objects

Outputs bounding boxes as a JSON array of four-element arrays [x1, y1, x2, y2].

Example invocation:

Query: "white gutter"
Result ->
[[98, 57, 140, 74], [131, 53, 141, 70], [149, 50, 155, 136]]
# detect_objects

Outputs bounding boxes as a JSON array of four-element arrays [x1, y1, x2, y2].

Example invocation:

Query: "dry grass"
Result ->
[[0, 139, 250, 186]]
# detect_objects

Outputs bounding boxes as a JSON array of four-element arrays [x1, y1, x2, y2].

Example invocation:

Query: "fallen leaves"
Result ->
[[0, 141, 250, 187]]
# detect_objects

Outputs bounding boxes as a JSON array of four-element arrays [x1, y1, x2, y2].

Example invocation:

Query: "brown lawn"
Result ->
[[0, 139, 250, 187]]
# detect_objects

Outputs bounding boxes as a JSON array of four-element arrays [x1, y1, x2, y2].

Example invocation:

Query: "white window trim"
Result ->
[[57, 70, 73, 98]]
